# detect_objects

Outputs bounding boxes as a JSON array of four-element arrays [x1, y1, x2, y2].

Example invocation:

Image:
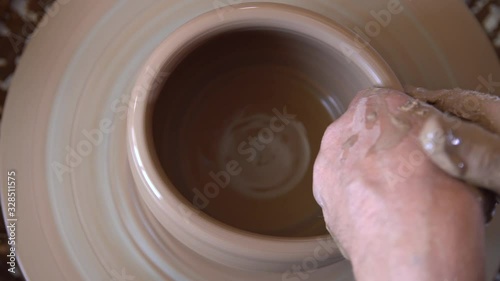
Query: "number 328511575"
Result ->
[[7, 171, 16, 217]]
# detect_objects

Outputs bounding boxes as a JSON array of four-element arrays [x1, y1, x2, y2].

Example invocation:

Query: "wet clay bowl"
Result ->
[[127, 2, 401, 273]]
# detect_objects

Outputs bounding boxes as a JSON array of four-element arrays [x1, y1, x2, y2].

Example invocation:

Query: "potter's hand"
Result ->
[[405, 87, 500, 195], [313, 89, 486, 281]]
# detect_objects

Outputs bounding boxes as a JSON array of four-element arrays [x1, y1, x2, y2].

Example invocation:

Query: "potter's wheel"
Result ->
[[1, 0, 500, 280]]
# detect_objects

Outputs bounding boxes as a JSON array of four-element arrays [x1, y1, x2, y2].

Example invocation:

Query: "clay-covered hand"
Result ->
[[405, 87, 500, 195], [313, 88, 486, 281]]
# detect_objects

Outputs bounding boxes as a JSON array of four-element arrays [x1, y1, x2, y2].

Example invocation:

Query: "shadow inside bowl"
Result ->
[[151, 28, 370, 237]]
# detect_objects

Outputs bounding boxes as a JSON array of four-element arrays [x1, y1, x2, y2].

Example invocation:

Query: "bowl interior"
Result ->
[[151, 28, 375, 237]]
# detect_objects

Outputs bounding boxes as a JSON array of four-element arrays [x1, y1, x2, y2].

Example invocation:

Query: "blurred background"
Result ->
[[0, 0, 499, 280]]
